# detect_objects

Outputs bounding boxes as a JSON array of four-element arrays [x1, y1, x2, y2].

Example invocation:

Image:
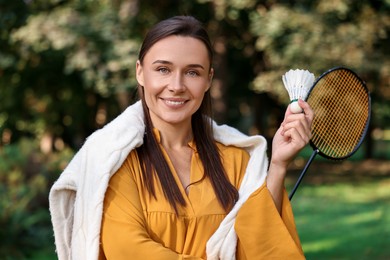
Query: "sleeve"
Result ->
[[100, 159, 203, 260], [234, 183, 305, 259]]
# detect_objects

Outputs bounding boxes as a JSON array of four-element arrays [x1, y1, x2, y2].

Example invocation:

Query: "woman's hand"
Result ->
[[271, 99, 314, 172], [267, 99, 314, 213]]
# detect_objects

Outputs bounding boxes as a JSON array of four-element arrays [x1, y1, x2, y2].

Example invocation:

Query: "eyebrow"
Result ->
[[152, 60, 205, 70]]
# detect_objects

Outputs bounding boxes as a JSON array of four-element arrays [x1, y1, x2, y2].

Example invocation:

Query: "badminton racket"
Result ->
[[289, 67, 371, 200]]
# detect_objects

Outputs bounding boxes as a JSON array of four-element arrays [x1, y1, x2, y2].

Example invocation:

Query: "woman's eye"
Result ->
[[157, 67, 169, 74], [187, 70, 199, 77]]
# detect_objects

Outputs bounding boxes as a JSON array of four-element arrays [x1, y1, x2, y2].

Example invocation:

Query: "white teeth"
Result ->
[[165, 100, 185, 105]]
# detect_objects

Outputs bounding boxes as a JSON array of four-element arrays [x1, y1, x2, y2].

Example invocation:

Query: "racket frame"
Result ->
[[289, 66, 371, 200], [306, 66, 371, 160]]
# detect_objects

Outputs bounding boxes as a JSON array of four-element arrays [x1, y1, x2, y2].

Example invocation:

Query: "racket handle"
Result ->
[[289, 149, 319, 201]]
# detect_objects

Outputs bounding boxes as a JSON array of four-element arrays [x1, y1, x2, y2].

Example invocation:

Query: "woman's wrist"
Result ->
[[267, 161, 288, 214], [268, 160, 288, 180]]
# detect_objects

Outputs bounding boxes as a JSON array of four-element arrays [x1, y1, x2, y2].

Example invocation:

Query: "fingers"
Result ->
[[282, 114, 310, 138], [298, 99, 314, 123], [281, 100, 314, 142], [282, 125, 310, 146], [281, 115, 310, 137], [271, 100, 315, 167]]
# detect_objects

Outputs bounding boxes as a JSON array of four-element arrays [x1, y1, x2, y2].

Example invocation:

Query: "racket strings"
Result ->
[[308, 70, 369, 158]]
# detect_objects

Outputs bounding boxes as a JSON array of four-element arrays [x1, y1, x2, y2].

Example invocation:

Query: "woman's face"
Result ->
[[136, 35, 213, 129]]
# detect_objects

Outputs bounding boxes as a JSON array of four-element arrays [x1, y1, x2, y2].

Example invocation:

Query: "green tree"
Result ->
[[1, 0, 389, 152], [248, 0, 390, 156]]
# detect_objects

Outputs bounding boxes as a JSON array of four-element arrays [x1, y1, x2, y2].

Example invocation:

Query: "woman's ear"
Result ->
[[207, 68, 214, 91], [136, 60, 144, 86]]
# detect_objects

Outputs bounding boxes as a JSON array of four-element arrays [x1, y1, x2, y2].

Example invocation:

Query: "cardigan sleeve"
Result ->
[[99, 159, 203, 260], [234, 183, 305, 259]]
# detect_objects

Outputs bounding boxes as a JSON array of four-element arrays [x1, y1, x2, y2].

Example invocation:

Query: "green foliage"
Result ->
[[1, 0, 140, 148], [249, 0, 390, 106], [0, 138, 73, 258], [11, 5, 140, 96], [1, 0, 388, 145]]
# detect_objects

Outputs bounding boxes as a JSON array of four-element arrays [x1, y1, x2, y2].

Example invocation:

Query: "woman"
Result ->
[[49, 16, 313, 260]]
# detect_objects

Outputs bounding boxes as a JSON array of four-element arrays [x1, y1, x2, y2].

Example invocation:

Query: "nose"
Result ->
[[168, 72, 186, 93]]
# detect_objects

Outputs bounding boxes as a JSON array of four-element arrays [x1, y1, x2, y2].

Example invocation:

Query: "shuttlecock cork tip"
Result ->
[[282, 69, 315, 113]]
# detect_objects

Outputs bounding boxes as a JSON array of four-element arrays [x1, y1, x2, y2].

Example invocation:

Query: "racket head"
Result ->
[[306, 67, 371, 160]]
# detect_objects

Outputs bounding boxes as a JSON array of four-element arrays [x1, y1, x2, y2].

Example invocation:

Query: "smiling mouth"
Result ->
[[162, 99, 187, 106]]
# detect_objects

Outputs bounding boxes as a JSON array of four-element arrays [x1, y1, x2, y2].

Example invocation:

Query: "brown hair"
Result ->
[[136, 16, 238, 213]]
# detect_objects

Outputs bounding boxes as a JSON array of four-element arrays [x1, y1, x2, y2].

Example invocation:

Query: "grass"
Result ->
[[287, 160, 390, 260]]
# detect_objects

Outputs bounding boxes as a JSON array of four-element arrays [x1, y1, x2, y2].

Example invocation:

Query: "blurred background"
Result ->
[[0, 0, 389, 259]]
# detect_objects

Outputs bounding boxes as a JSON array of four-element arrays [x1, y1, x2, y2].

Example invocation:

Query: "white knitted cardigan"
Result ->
[[49, 101, 268, 260]]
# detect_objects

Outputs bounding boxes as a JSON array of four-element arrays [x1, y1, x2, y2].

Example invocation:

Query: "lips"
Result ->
[[165, 100, 185, 105], [161, 98, 188, 106]]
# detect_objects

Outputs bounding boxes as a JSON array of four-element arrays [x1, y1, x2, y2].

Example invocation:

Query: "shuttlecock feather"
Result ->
[[282, 69, 315, 113]]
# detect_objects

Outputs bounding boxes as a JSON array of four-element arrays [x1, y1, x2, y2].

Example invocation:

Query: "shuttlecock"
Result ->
[[282, 69, 315, 113]]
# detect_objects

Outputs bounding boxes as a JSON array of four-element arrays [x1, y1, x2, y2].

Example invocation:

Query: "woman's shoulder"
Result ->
[[216, 142, 250, 158], [110, 149, 140, 183], [215, 142, 250, 187], [215, 142, 250, 170]]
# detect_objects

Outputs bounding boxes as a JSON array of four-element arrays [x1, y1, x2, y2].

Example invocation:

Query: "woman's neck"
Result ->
[[155, 122, 193, 150]]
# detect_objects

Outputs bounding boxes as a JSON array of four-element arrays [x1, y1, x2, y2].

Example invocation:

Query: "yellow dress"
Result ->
[[99, 135, 304, 259]]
